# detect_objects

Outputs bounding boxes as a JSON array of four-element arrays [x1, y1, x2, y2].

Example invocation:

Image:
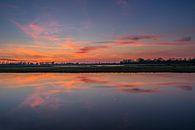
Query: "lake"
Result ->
[[0, 73, 195, 130]]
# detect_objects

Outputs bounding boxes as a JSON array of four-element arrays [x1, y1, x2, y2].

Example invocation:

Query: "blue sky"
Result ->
[[0, 0, 195, 62]]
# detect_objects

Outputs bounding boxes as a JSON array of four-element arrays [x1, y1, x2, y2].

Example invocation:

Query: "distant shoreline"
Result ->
[[0, 64, 195, 73]]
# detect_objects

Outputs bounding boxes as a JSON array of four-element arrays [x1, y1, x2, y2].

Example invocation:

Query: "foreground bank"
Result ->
[[0, 64, 195, 73]]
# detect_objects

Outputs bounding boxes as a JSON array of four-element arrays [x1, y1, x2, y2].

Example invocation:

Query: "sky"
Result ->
[[0, 0, 195, 63]]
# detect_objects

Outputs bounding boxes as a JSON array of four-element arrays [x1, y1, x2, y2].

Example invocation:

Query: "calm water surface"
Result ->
[[0, 73, 195, 130]]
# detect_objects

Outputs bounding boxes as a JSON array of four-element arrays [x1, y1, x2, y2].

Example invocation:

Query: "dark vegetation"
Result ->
[[0, 58, 195, 73], [120, 58, 195, 64]]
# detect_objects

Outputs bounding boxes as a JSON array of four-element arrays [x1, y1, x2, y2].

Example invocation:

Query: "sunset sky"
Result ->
[[0, 0, 195, 63]]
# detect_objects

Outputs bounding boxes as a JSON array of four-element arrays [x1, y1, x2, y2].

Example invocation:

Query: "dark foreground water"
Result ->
[[0, 73, 195, 130]]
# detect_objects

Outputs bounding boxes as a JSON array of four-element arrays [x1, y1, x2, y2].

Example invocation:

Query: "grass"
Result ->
[[0, 64, 195, 73]]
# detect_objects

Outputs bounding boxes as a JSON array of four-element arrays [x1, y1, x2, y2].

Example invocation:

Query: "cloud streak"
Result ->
[[176, 36, 192, 42], [121, 88, 159, 93], [77, 46, 109, 54], [93, 35, 194, 47], [94, 35, 160, 45], [117, 35, 160, 41]]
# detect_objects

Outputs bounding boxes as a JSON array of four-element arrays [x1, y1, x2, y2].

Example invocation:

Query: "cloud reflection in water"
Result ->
[[0, 73, 194, 110]]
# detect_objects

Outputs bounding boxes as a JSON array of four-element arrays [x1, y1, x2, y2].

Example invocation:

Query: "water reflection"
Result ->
[[0, 73, 195, 130], [0, 73, 194, 109]]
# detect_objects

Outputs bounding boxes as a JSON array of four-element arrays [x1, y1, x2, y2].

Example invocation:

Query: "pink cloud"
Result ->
[[21, 23, 43, 40], [14, 21, 62, 43]]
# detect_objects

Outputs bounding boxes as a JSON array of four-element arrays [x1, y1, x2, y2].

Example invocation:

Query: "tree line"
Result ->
[[0, 58, 195, 65], [120, 58, 195, 64]]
